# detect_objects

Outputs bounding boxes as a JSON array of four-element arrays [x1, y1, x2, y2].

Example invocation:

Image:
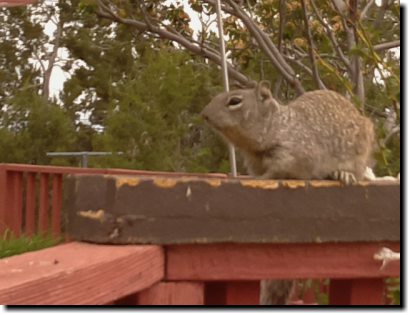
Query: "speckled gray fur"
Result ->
[[202, 81, 375, 183]]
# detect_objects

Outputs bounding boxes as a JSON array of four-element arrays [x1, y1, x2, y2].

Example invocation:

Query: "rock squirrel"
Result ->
[[201, 81, 375, 184], [202, 81, 376, 304]]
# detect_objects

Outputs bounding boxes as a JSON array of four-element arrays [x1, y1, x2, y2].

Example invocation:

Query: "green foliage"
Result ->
[[1, 93, 76, 164], [0, 0, 400, 177], [0, 231, 62, 259], [386, 278, 400, 305], [91, 47, 229, 172]]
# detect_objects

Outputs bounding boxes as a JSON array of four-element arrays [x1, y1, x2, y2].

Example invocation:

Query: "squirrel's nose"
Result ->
[[201, 109, 210, 122]]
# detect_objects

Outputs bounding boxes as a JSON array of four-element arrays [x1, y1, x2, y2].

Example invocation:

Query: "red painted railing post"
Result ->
[[0, 166, 8, 236], [51, 174, 63, 237], [38, 173, 50, 234], [25, 172, 36, 236], [136, 282, 205, 305], [205, 281, 260, 305], [11, 172, 23, 237], [0, 168, 23, 237], [329, 278, 385, 305]]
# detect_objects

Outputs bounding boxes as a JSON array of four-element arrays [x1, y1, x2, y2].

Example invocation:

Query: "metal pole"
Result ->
[[215, 0, 237, 177], [82, 154, 88, 168]]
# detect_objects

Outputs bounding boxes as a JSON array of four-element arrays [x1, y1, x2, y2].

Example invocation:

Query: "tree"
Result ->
[[0, 2, 76, 164], [93, 0, 400, 176], [89, 47, 232, 172]]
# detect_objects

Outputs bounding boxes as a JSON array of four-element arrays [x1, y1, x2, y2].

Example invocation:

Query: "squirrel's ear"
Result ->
[[256, 80, 272, 101]]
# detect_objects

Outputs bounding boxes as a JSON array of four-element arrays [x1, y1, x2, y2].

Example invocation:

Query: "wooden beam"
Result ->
[[329, 278, 386, 305], [0, 242, 164, 305], [137, 282, 204, 305], [38, 173, 49, 234], [205, 281, 260, 305], [66, 175, 400, 244], [0, 169, 11, 235], [10, 172, 23, 237], [25, 173, 36, 236], [166, 243, 400, 280], [51, 174, 63, 237]]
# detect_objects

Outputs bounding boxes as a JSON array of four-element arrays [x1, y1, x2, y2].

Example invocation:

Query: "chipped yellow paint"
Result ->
[[153, 178, 178, 188], [77, 209, 105, 223], [281, 180, 306, 189], [309, 180, 341, 188], [202, 178, 222, 187], [152, 177, 222, 188], [357, 181, 371, 187], [240, 179, 279, 190], [115, 177, 141, 189]]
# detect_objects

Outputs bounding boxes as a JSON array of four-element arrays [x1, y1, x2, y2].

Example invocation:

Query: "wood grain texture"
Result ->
[[11, 172, 23, 237], [51, 174, 63, 237], [166, 242, 400, 280], [25, 173, 36, 236], [0, 167, 9, 235], [0, 242, 164, 305], [205, 281, 260, 305], [329, 278, 385, 305], [137, 282, 204, 305], [66, 175, 400, 244], [38, 173, 49, 233]]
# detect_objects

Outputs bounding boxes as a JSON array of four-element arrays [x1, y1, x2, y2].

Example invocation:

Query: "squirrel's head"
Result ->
[[201, 81, 280, 145]]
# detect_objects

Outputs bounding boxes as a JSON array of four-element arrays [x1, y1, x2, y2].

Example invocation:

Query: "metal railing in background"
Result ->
[[46, 151, 123, 168]]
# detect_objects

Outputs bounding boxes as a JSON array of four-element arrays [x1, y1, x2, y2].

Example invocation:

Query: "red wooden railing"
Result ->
[[0, 163, 400, 305], [0, 241, 400, 305], [0, 163, 227, 237]]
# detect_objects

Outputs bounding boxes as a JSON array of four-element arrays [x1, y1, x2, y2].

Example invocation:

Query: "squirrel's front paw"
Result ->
[[331, 170, 357, 185]]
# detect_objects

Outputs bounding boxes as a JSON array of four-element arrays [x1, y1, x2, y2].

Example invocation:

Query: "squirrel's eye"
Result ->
[[228, 97, 242, 105], [227, 96, 243, 110]]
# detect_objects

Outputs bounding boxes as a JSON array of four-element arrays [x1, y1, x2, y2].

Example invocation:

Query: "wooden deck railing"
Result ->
[[0, 241, 400, 305], [0, 163, 226, 237], [0, 163, 400, 305]]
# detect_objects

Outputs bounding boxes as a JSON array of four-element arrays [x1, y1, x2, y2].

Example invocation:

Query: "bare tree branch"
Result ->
[[300, 0, 326, 89], [33, 50, 46, 74], [360, 0, 375, 20], [222, 0, 305, 94], [310, 0, 352, 71], [374, 39, 400, 52], [42, 20, 62, 101], [273, 0, 286, 97], [374, 0, 391, 29], [96, 0, 251, 86], [329, 0, 365, 107], [283, 54, 314, 77]]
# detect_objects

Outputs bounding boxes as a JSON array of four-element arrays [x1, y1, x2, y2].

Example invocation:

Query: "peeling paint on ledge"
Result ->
[[240, 180, 280, 190], [115, 177, 141, 189], [309, 180, 341, 188], [282, 180, 307, 189], [153, 178, 178, 188], [202, 178, 222, 187], [77, 209, 105, 223]]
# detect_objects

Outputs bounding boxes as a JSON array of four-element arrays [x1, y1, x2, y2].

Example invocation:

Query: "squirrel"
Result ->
[[201, 81, 375, 184], [202, 81, 375, 304]]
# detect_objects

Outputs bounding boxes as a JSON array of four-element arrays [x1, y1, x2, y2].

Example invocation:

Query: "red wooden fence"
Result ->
[[0, 163, 227, 237]]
